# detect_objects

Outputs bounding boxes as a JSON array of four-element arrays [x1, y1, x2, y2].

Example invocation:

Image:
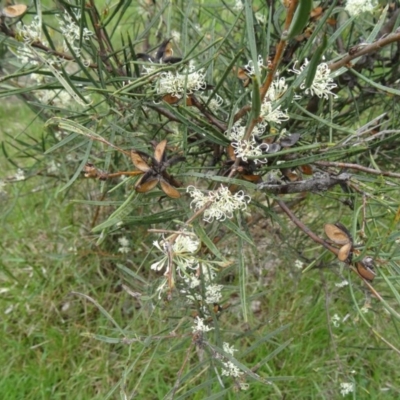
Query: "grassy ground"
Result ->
[[1, 100, 400, 399]]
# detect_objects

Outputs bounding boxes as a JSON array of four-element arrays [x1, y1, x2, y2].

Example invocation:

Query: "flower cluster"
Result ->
[[58, 11, 93, 58], [16, 16, 43, 44], [118, 237, 130, 254], [225, 122, 267, 163], [331, 313, 341, 328], [14, 169, 25, 181], [187, 185, 251, 223], [224, 74, 291, 163], [291, 58, 337, 99], [156, 61, 206, 99], [335, 280, 349, 288], [345, 0, 377, 16], [151, 230, 200, 275], [255, 100, 289, 135], [192, 316, 214, 333], [231, 138, 266, 164], [199, 94, 224, 113], [243, 54, 264, 75], [294, 260, 304, 270], [339, 382, 355, 397], [221, 342, 243, 378]]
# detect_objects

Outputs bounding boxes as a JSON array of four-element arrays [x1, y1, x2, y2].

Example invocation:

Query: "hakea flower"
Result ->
[[156, 61, 207, 100], [199, 94, 224, 113], [16, 16, 43, 43], [150, 231, 200, 275], [291, 58, 338, 99], [205, 284, 224, 304], [233, 0, 244, 12], [339, 382, 355, 397], [266, 77, 289, 101], [345, 0, 377, 16], [225, 120, 246, 142], [187, 185, 251, 223], [221, 342, 243, 378], [193, 316, 214, 333], [117, 237, 130, 254], [231, 139, 267, 164], [256, 101, 289, 134], [243, 54, 264, 76], [14, 169, 25, 181], [58, 11, 93, 58]]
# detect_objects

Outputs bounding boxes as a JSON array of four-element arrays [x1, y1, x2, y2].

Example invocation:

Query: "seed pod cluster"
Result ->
[[324, 223, 353, 262], [324, 223, 376, 281]]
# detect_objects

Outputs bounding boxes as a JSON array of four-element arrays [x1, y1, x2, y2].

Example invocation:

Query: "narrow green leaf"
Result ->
[[304, 35, 327, 89], [223, 219, 255, 247], [286, 0, 313, 40], [251, 75, 261, 121], [194, 223, 224, 259], [244, 0, 259, 78]]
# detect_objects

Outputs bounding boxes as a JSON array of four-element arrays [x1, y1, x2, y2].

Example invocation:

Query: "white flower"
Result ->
[[192, 316, 214, 333], [205, 284, 223, 304], [244, 54, 264, 75], [118, 237, 130, 253], [233, 0, 244, 12], [220, 345, 245, 381], [259, 100, 289, 126], [156, 62, 206, 99], [294, 260, 304, 270], [267, 77, 288, 101], [291, 59, 337, 99], [231, 139, 267, 164], [15, 169, 25, 181], [255, 12, 266, 25], [151, 232, 200, 275], [225, 120, 246, 141], [16, 16, 43, 43], [335, 280, 349, 288], [58, 11, 93, 58], [185, 275, 201, 289], [150, 258, 166, 272], [187, 185, 251, 223], [345, 0, 377, 16], [340, 382, 354, 396], [173, 232, 200, 254], [221, 361, 243, 378], [200, 94, 224, 113], [223, 342, 237, 356], [118, 237, 129, 247], [331, 313, 341, 328]]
